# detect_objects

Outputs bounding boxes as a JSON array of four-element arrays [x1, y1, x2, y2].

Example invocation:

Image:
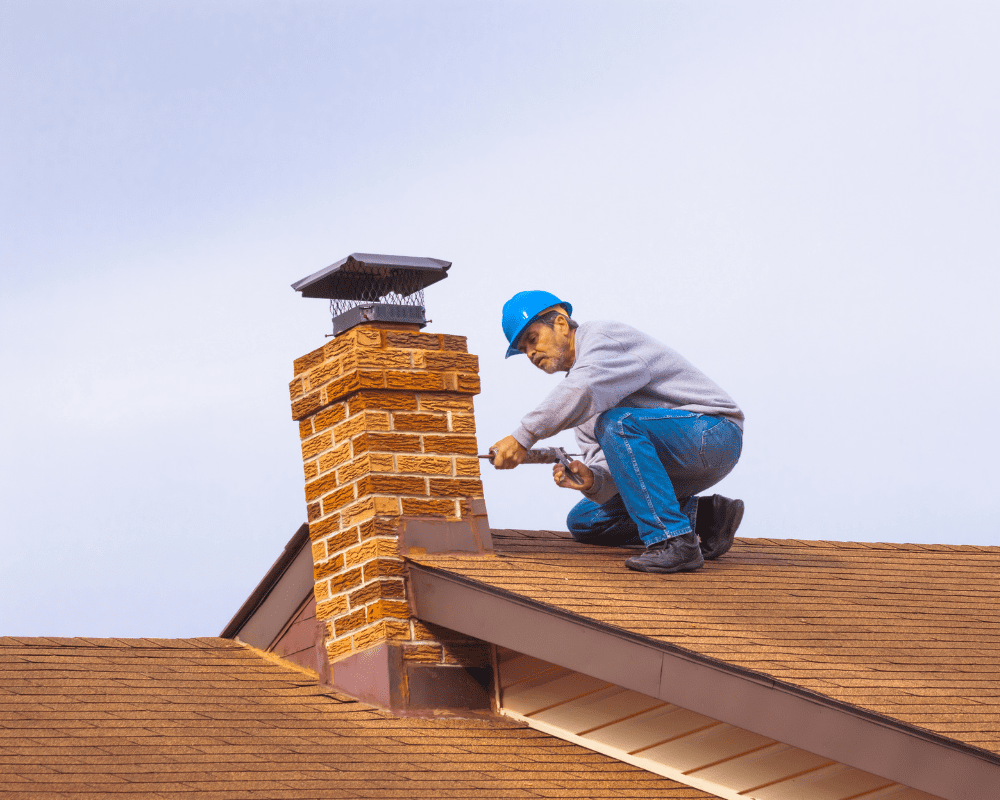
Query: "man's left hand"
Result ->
[[554, 460, 594, 492], [491, 435, 527, 469]]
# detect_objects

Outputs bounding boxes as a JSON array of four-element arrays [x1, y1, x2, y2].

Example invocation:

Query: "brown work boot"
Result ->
[[696, 495, 744, 560], [625, 532, 704, 573]]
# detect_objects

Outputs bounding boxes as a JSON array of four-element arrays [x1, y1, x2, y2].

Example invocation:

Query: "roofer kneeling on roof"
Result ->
[[490, 291, 746, 574]]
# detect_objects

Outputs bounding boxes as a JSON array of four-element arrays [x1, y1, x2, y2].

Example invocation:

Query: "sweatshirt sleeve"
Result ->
[[512, 330, 653, 449]]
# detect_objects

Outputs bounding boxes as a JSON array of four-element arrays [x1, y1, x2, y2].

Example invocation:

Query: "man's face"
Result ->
[[518, 316, 574, 373]]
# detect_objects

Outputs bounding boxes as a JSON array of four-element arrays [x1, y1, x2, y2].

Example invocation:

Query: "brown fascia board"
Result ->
[[408, 562, 1000, 800], [220, 523, 312, 647]]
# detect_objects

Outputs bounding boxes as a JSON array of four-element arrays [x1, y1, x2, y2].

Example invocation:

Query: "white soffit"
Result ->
[[497, 647, 944, 800]]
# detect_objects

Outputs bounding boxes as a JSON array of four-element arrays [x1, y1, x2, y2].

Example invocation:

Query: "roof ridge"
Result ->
[[489, 529, 1000, 552]]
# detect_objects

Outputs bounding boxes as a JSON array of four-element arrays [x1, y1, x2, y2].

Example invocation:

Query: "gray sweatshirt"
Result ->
[[512, 320, 744, 505]]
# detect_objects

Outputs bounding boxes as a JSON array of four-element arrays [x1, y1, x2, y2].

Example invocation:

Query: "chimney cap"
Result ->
[[291, 253, 451, 300]]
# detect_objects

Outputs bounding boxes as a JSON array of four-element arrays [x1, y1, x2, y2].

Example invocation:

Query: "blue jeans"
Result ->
[[567, 408, 742, 547]]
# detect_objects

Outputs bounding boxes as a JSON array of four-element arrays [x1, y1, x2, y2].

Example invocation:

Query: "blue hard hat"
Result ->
[[501, 291, 573, 358]]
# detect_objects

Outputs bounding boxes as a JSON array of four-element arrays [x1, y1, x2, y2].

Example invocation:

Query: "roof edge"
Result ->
[[220, 523, 310, 639], [408, 562, 1000, 800]]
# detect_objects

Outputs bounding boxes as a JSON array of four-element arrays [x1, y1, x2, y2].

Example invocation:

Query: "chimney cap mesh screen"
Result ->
[[292, 253, 451, 335]]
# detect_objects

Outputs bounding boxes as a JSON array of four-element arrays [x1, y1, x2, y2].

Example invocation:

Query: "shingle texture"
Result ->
[[0, 636, 714, 799], [414, 530, 1000, 757]]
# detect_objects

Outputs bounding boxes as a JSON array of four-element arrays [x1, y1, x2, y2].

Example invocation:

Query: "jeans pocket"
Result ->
[[699, 418, 741, 471]]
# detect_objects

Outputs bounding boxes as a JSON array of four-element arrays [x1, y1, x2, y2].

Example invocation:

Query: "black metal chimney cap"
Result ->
[[291, 253, 451, 300]]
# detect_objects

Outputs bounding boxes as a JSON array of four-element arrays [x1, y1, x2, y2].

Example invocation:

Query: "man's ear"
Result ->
[[553, 309, 570, 333]]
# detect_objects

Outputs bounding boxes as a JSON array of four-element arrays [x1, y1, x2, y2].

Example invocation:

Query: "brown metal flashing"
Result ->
[[220, 523, 312, 645], [329, 640, 492, 717], [408, 562, 1000, 800], [397, 500, 494, 555]]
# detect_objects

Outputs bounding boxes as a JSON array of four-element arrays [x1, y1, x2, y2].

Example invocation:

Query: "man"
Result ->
[[490, 290, 745, 574]]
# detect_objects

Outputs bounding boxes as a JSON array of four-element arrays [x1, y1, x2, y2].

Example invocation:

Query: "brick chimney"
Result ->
[[289, 322, 494, 714]]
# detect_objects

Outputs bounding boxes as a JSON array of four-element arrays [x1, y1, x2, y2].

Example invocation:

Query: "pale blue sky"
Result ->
[[2, 1, 998, 637]]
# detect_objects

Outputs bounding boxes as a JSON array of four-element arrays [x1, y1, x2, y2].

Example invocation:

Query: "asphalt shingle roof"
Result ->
[[0, 636, 714, 799], [413, 530, 1000, 758]]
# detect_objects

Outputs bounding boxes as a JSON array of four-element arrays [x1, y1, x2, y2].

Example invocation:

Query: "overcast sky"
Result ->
[[2, 1, 998, 637]]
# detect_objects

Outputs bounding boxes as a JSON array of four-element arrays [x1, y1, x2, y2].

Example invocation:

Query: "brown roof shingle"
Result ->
[[413, 530, 1000, 757], [0, 636, 714, 799]]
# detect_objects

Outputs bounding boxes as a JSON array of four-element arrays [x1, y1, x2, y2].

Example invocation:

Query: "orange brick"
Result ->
[[383, 619, 411, 641], [401, 497, 456, 517], [443, 642, 491, 667], [392, 412, 449, 433], [341, 496, 400, 528], [314, 553, 346, 581], [364, 558, 406, 581], [314, 580, 330, 602], [414, 351, 479, 372], [318, 442, 352, 473], [339, 497, 373, 527], [412, 619, 477, 644], [358, 369, 388, 389], [322, 335, 355, 361], [385, 370, 445, 392], [348, 391, 419, 415], [311, 540, 326, 563], [449, 414, 476, 434], [354, 349, 413, 369], [353, 325, 383, 347], [428, 478, 484, 498], [313, 403, 347, 433], [298, 418, 313, 439], [332, 414, 366, 442], [358, 517, 398, 540], [306, 358, 341, 389], [403, 644, 443, 663], [334, 411, 391, 443], [329, 567, 363, 593], [303, 461, 318, 481], [289, 377, 305, 400], [352, 622, 387, 651], [352, 619, 411, 650], [336, 455, 370, 485], [457, 372, 481, 393], [349, 579, 406, 608], [334, 607, 367, 636], [321, 371, 362, 404], [304, 472, 338, 503], [294, 346, 326, 376], [344, 538, 400, 569], [291, 390, 324, 421], [441, 335, 468, 353], [317, 595, 349, 621], [307, 502, 322, 521], [324, 528, 361, 555], [422, 434, 478, 456], [367, 599, 411, 623], [301, 431, 333, 460], [353, 432, 421, 454], [369, 453, 395, 472], [326, 636, 353, 661], [358, 475, 426, 496], [417, 394, 475, 412], [385, 331, 442, 350], [454, 457, 481, 477], [308, 514, 343, 540], [319, 484, 356, 514], [411, 620, 434, 641], [396, 455, 453, 475]]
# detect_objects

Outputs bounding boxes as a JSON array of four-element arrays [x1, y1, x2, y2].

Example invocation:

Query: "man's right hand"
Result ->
[[490, 435, 527, 469], [553, 460, 594, 492]]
